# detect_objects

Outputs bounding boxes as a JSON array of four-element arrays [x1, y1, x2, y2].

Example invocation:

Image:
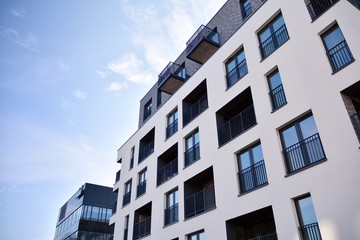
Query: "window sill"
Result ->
[[285, 158, 327, 178]]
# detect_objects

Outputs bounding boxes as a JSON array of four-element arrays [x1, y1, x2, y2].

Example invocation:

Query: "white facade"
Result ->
[[111, 1, 360, 240]]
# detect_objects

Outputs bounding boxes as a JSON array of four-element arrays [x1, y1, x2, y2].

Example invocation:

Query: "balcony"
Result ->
[[164, 203, 179, 226], [269, 84, 287, 111], [183, 94, 208, 126], [157, 158, 178, 186], [166, 119, 178, 139], [306, 0, 339, 20], [238, 160, 268, 194], [158, 62, 188, 94], [123, 192, 131, 206], [133, 217, 151, 240], [136, 181, 146, 197], [299, 222, 322, 240], [218, 105, 256, 146], [185, 143, 200, 167], [283, 133, 326, 174], [186, 25, 220, 64], [350, 112, 360, 141], [185, 185, 216, 219], [260, 24, 289, 59], [226, 59, 248, 88], [138, 141, 154, 163], [326, 40, 354, 72]]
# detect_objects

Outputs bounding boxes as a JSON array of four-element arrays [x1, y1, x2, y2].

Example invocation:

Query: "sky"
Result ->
[[0, 0, 227, 239]]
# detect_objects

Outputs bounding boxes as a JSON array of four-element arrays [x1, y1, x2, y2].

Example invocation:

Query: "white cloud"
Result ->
[[61, 100, 74, 109], [107, 53, 155, 85], [106, 81, 128, 92], [0, 26, 38, 50], [73, 90, 87, 100], [8, 8, 26, 17], [96, 68, 110, 79], [56, 59, 71, 73]]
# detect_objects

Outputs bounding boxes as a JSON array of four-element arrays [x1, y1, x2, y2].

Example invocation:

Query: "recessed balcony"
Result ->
[[158, 62, 188, 94], [186, 25, 220, 64]]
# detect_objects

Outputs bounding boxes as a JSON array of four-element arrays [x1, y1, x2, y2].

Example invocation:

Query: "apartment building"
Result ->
[[54, 183, 117, 240], [111, 0, 360, 239]]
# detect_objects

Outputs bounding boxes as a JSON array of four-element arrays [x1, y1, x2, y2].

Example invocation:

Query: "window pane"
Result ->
[[91, 207, 99, 220], [297, 196, 318, 225], [226, 59, 236, 72], [199, 232, 205, 240], [281, 125, 299, 148], [323, 26, 344, 50], [272, 15, 285, 32], [252, 144, 263, 163], [268, 70, 282, 90], [299, 115, 318, 139], [239, 151, 251, 170]]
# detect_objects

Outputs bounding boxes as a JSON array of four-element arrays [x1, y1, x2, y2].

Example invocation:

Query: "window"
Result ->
[[143, 99, 152, 121], [124, 215, 129, 240], [185, 130, 200, 167], [157, 90, 162, 107], [258, 14, 289, 59], [280, 114, 326, 174], [164, 189, 179, 226], [225, 48, 248, 88], [137, 169, 147, 197], [183, 80, 208, 126], [267, 68, 287, 111], [237, 142, 268, 193], [306, 0, 339, 20], [139, 128, 155, 163], [133, 202, 152, 240], [321, 24, 354, 72], [188, 230, 205, 240], [123, 180, 132, 206], [240, 0, 252, 19], [167, 109, 178, 139], [295, 195, 322, 240], [130, 146, 135, 170]]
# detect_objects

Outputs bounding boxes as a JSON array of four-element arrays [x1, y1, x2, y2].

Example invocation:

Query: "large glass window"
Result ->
[[295, 195, 322, 240], [137, 169, 147, 197], [258, 14, 289, 59], [185, 130, 200, 167], [143, 99, 152, 121], [280, 114, 326, 174], [238, 142, 268, 193], [240, 0, 252, 19], [321, 24, 353, 72], [267, 68, 287, 111], [225, 48, 248, 88], [188, 230, 205, 240], [164, 189, 179, 226], [167, 109, 178, 139]]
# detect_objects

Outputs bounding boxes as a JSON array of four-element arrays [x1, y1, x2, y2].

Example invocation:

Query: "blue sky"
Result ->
[[0, 0, 226, 239]]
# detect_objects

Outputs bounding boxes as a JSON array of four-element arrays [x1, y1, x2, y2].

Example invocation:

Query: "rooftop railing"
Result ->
[[158, 62, 187, 87]]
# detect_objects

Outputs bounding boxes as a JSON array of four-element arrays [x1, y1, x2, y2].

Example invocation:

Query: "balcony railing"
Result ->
[[350, 111, 360, 141], [139, 140, 154, 163], [283, 133, 326, 174], [299, 222, 322, 240], [248, 232, 278, 240], [164, 203, 179, 226], [122, 192, 131, 206], [123, 228, 128, 240], [326, 40, 354, 72], [157, 158, 178, 186], [269, 84, 287, 111], [166, 119, 178, 139], [133, 217, 151, 240], [185, 185, 216, 219], [186, 25, 220, 56], [348, 0, 360, 9], [242, 1, 252, 19], [158, 62, 187, 86], [226, 59, 248, 88], [260, 24, 289, 59], [306, 0, 339, 20], [238, 160, 268, 193], [136, 181, 146, 197], [185, 143, 200, 167], [218, 105, 256, 146], [183, 94, 208, 126]]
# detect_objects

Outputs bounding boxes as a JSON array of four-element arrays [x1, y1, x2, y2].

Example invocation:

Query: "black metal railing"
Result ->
[[185, 143, 200, 167], [115, 170, 121, 183], [348, 0, 360, 9], [183, 95, 208, 126], [350, 112, 360, 141], [158, 62, 187, 87], [306, 0, 339, 20], [269, 84, 287, 110], [185, 185, 216, 219], [326, 40, 354, 72], [218, 105, 256, 146], [299, 222, 322, 240], [226, 59, 248, 88], [238, 160, 268, 193], [242, 1, 252, 19], [157, 158, 178, 186], [133, 217, 151, 240], [139, 140, 154, 163], [122, 192, 131, 206], [260, 24, 289, 59], [283, 133, 326, 174], [166, 119, 178, 138], [136, 181, 146, 197], [186, 25, 220, 55], [248, 232, 278, 240], [164, 203, 179, 226]]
